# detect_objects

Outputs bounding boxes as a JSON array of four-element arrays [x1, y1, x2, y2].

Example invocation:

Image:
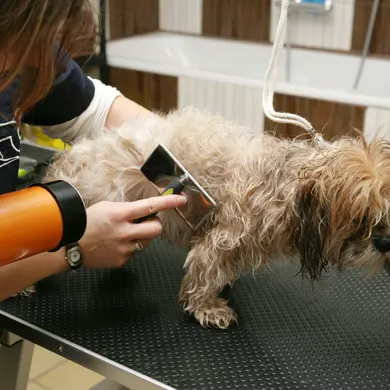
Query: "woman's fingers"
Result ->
[[118, 217, 163, 242], [124, 238, 150, 257], [79, 197, 186, 269], [116, 195, 187, 221]]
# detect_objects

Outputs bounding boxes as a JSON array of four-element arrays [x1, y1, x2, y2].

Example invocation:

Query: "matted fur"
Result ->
[[43, 107, 390, 329]]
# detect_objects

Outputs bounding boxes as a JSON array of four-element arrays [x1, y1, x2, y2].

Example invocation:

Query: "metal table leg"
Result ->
[[0, 330, 34, 390]]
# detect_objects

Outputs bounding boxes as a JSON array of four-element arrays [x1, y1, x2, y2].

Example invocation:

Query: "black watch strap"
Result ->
[[65, 242, 83, 270]]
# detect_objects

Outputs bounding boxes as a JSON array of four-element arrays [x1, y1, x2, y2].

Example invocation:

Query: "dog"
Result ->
[[42, 107, 390, 329]]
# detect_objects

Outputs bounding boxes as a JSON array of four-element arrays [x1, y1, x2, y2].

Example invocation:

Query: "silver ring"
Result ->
[[134, 240, 143, 253]]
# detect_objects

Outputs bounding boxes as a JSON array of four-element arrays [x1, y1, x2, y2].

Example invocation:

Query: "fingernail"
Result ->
[[177, 195, 187, 206]]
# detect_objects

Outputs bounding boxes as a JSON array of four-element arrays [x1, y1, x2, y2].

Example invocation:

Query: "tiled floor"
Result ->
[[28, 344, 104, 390]]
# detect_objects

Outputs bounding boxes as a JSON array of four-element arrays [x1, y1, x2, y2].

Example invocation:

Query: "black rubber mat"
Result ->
[[1, 239, 390, 390]]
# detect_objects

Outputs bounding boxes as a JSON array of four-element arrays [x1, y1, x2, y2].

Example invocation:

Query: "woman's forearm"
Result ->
[[105, 95, 155, 130], [0, 248, 68, 301]]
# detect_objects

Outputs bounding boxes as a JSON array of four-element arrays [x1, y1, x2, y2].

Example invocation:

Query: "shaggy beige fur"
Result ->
[[43, 107, 390, 329]]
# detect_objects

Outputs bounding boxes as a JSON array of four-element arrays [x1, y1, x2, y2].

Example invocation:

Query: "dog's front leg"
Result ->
[[178, 231, 239, 329]]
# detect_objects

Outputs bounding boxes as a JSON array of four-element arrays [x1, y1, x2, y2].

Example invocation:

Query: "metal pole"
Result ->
[[0, 330, 34, 390], [99, 0, 109, 85], [353, 0, 381, 90]]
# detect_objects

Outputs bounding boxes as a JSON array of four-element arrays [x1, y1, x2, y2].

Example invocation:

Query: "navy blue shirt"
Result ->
[[0, 58, 95, 194]]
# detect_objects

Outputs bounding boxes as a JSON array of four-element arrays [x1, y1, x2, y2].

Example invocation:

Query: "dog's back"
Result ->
[[44, 107, 310, 249]]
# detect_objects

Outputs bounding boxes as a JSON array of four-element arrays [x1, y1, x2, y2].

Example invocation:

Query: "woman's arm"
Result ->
[[23, 59, 157, 143], [0, 248, 68, 301], [105, 95, 154, 130], [0, 195, 185, 301]]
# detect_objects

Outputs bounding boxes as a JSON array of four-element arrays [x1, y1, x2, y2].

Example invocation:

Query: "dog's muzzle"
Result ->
[[373, 236, 390, 253]]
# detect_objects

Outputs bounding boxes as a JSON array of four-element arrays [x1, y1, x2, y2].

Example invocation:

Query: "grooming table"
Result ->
[[0, 239, 390, 390]]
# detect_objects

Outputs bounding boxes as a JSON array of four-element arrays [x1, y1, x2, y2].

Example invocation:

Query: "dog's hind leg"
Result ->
[[179, 229, 240, 329]]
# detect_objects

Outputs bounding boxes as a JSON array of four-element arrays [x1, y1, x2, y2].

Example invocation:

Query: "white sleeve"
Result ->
[[40, 77, 122, 143]]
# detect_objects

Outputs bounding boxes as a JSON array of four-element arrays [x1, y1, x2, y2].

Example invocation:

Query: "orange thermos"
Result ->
[[0, 180, 86, 265]]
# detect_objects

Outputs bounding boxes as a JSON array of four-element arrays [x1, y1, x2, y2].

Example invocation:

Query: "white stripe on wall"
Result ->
[[270, 0, 356, 51], [178, 77, 264, 133], [159, 0, 203, 35], [159, 0, 203, 34], [364, 107, 390, 141]]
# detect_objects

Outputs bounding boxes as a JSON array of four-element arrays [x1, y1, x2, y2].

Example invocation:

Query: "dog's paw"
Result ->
[[193, 298, 237, 329]]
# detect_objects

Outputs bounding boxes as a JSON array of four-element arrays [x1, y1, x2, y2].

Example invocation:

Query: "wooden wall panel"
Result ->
[[351, 0, 390, 56], [202, 0, 271, 43], [264, 94, 366, 140], [109, 68, 178, 113], [108, 0, 159, 40]]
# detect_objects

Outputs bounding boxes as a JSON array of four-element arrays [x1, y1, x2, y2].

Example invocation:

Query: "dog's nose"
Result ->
[[373, 236, 390, 253]]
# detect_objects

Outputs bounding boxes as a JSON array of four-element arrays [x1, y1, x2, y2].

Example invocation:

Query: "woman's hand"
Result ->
[[78, 195, 186, 269]]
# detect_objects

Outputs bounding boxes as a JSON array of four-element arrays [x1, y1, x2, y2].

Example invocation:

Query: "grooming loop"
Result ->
[[262, 0, 326, 148]]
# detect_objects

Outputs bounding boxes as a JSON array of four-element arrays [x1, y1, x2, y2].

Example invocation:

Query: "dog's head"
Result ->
[[294, 136, 390, 280]]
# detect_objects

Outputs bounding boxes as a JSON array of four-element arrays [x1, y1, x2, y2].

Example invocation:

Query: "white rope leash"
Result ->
[[262, 0, 326, 147]]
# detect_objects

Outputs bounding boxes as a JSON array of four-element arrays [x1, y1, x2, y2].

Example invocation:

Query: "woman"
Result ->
[[0, 0, 186, 300]]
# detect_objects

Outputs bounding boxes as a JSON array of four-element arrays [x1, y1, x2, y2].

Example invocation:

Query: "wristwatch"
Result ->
[[64, 243, 83, 270]]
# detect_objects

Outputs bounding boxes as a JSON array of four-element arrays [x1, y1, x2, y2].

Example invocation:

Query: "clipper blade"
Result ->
[[140, 144, 217, 231]]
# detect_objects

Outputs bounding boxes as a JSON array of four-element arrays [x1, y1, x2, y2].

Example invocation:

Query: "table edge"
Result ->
[[0, 309, 176, 390]]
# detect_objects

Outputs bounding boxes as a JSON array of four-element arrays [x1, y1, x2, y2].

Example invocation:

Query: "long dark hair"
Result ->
[[0, 0, 98, 123]]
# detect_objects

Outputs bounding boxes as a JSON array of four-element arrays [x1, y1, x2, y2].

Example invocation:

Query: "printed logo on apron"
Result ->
[[0, 121, 20, 168]]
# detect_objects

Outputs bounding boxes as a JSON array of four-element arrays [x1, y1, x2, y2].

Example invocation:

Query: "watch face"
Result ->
[[68, 247, 81, 264]]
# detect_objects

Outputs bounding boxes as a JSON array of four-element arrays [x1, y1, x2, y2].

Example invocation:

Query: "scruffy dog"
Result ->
[[43, 107, 390, 329]]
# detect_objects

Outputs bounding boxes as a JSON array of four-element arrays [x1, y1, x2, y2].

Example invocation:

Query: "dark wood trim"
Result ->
[[264, 94, 366, 140], [202, 0, 271, 43], [351, 0, 390, 57], [108, 0, 159, 40], [109, 68, 178, 113]]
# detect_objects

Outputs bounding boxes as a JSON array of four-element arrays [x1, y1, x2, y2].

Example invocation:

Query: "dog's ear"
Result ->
[[294, 178, 330, 281]]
